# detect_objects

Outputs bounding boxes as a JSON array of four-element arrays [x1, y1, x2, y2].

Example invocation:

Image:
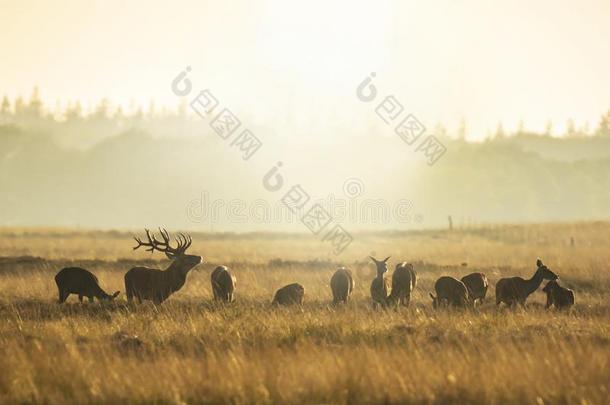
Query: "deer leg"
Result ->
[[88, 296, 94, 303], [130, 291, 141, 304], [78, 294, 83, 303], [58, 290, 68, 303]]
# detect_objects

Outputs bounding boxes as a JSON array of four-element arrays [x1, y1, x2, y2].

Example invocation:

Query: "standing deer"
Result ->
[[369, 256, 391, 308], [125, 229, 201, 304], [55, 267, 120, 303], [330, 267, 355, 304], [461, 272, 488, 306], [495, 259, 558, 307], [429, 276, 471, 309], [211, 266, 236, 302], [542, 280, 574, 310], [272, 283, 305, 306], [387, 262, 416, 307]]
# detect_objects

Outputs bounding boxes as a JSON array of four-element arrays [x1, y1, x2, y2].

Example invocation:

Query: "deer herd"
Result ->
[[54, 229, 576, 310]]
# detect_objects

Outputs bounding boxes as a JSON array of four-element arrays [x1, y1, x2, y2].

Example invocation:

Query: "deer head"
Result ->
[[133, 228, 202, 275], [536, 258, 558, 281], [369, 256, 390, 276], [542, 279, 559, 293], [104, 291, 121, 300]]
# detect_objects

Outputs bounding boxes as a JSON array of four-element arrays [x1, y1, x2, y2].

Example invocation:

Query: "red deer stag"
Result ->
[[496, 259, 558, 307], [429, 276, 471, 309], [461, 272, 488, 306], [55, 267, 119, 303], [387, 262, 417, 307], [369, 256, 391, 308], [211, 266, 236, 303], [125, 229, 201, 304], [330, 267, 355, 305]]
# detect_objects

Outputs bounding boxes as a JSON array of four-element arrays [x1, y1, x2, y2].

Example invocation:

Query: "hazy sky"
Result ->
[[1, 0, 609, 139]]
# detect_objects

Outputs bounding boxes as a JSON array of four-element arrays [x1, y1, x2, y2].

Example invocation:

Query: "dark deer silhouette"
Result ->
[[543, 280, 574, 310], [272, 283, 305, 306], [496, 259, 558, 307], [429, 276, 470, 309], [387, 262, 417, 307], [211, 266, 236, 302], [369, 256, 390, 308], [461, 272, 488, 306], [330, 267, 355, 305], [55, 267, 119, 303], [125, 229, 201, 304]]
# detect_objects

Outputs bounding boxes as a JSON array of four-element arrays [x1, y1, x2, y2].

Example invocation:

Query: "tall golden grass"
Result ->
[[0, 223, 608, 404]]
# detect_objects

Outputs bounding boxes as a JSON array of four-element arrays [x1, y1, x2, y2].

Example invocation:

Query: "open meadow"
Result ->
[[0, 223, 609, 404]]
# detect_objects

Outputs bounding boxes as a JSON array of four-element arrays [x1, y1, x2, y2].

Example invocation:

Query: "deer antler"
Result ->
[[133, 229, 157, 252], [133, 228, 192, 258], [175, 233, 192, 255]]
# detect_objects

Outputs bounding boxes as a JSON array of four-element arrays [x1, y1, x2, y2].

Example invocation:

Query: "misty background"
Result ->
[[1, 0, 609, 231], [1, 93, 609, 231]]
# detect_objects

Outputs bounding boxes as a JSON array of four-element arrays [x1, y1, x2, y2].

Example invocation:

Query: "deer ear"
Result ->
[[369, 256, 378, 263], [383, 256, 391, 263], [536, 258, 543, 267]]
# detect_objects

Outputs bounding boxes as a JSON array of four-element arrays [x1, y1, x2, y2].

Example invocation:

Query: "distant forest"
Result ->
[[1, 89, 610, 230]]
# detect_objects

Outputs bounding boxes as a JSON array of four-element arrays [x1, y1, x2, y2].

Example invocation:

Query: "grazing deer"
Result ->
[[330, 267, 355, 304], [272, 283, 305, 306], [496, 259, 558, 307], [387, 262, 417, 307], [55, 267, 119, 303], [429, 276, 471, 309], [543, 280, 574, 310], [211, 266, 236, 303], [369, 256, 391, 308], [461, 272, 488, 306], [125, 229, 201, 304]]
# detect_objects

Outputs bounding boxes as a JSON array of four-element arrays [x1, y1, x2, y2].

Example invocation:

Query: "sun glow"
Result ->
[[0, 0, 609, 139], [256, 0, 391, 80]]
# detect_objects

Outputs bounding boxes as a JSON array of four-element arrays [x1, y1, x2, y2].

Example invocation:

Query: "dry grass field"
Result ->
[[0, 223, 609, 404]]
